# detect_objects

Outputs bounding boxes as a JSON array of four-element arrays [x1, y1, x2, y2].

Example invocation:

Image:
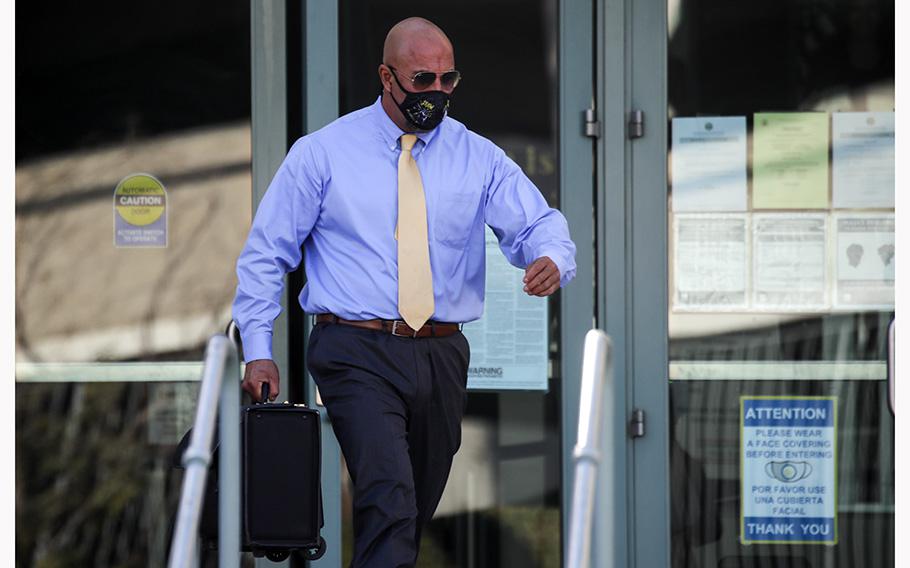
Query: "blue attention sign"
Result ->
[[740, 396, 837, 545]]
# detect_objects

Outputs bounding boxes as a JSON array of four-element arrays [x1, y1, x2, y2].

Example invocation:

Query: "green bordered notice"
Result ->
[[740, 396, 837, 545]]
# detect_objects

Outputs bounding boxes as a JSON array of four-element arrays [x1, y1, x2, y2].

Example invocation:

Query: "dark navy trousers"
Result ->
[[306, 322, 470, 568]]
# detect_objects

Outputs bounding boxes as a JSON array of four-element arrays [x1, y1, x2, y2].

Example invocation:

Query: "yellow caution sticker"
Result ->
[[113, 173, 167, 247]]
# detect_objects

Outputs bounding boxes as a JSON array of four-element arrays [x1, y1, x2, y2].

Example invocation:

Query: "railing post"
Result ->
[[168, 335, 240, 568], [593, 331, 616, 568], [219, 338, 242, 568], [888, 318, 895, 415], [566, 329, 613, 568]]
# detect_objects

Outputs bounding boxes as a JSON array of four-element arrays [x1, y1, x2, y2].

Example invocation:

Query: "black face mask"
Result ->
[[389, 71, 450, 131]]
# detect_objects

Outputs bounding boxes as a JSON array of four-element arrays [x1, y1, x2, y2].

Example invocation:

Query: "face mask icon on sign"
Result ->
[[765, 460, 813, 483]]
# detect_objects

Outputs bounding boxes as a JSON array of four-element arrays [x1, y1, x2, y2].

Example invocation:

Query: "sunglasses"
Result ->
[[388, 65, 462, 90]]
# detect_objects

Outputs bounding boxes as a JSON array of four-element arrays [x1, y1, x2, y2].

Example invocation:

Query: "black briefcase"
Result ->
[[242, 383, 325, 561], [173, 383, 326, 563]]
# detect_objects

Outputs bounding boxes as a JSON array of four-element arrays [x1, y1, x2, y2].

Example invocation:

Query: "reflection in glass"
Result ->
[[16, 1, 252, 365], [17, 381, 199, 566], [16, 1, 252, 565]]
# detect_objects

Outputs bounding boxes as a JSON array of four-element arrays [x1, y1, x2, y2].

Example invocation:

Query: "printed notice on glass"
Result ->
[[462, 228, 548, 391], [753, 113, 829, 209], [671, 117, 748, 211], [833, 213, 894, 310], [673, 214, 748, 311], [832, 112, 895, 209], [752, 214, 827, 310], [741, 396, 837, 545]]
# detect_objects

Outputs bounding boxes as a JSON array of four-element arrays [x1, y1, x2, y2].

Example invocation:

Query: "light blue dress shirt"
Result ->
[[233, 97, 577, 361]]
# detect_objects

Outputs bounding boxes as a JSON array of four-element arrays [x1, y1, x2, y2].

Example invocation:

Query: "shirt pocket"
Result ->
[[433, 188, 482, 250]]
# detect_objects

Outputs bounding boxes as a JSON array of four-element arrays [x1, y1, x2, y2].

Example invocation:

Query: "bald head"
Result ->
[[382, 17, 454, 70], [378, 17, 456, 132]]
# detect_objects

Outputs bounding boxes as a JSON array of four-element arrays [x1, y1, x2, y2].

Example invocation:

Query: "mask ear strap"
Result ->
[[389, 68, 415, 95], [383, 67, 393, 94]]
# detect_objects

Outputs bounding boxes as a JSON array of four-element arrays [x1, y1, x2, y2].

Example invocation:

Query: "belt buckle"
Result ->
[[391, 320, 420, 338]]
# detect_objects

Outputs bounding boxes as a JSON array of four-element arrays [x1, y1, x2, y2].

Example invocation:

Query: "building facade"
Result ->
[[15, 0, 895, 566]]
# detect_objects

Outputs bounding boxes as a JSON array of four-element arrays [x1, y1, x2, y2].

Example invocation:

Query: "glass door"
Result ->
[[665, 1, 895, 567], [15, 1, 254, 566]]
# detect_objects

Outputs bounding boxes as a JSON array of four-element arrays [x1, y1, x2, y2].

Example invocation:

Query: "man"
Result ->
[[233, 17, 576, 567]]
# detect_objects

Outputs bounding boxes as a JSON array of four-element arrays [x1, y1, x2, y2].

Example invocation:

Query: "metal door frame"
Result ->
[[625, 0, 671, 564], [559, 0, 598, 556], [251, 1, 344, 566], [300, 2, 343, 566], [594, 0, 671, 566]]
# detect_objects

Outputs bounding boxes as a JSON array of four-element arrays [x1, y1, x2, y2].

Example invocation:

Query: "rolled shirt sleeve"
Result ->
[[483, 146, 577, 287], [232, 138, 324, 362]]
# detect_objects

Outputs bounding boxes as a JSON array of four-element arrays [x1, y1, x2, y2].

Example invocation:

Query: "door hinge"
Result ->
[[629, 408, 646, 438], [628, 109, 644, 139], [584, 107, 601, 138]]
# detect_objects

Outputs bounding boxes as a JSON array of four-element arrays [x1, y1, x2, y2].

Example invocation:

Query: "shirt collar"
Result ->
[[371, 95, 442, 154]]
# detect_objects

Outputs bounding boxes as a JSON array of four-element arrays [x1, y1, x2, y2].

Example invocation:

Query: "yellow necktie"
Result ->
[[397, 134, 435, 330]]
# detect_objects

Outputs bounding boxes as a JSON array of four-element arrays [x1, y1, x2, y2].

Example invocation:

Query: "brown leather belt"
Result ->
[[315, 314, 461, 338]]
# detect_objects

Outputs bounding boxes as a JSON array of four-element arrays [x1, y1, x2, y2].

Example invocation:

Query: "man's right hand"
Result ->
[[242, 359, 280, 402]]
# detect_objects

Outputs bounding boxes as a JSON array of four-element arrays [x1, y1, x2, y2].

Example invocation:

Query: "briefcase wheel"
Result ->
[[296, 537, 327, 561], [265, 551, 289, 562]]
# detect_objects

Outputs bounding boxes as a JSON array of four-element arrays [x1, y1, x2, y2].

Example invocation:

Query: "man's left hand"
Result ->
[[523, 256, 561, 297]]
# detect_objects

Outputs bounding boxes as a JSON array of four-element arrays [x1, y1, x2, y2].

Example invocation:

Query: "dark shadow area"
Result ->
[[16, 0, 251, 163]]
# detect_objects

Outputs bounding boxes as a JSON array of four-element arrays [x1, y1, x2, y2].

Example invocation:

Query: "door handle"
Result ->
[[887, 318, 895, 416]]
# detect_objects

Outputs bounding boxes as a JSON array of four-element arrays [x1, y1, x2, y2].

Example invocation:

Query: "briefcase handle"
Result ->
[[259, 382, 270, 404]]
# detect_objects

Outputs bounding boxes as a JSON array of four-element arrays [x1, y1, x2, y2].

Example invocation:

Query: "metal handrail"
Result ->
[[888, 318, 895, 415], [168, 331, 242, 568], [566, 329, 614, 568]]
